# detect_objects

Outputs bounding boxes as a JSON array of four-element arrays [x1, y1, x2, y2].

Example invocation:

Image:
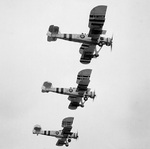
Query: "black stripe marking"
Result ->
[[90, 15, 105, 18], [44, 131, 46, 135], [90, 19, 105, 22], [64, 34, 67, 39], [61, 88, 63, 94], [69, 34, 72, 41], [56, 88, 59, 93], [48, 131, 50, 136]]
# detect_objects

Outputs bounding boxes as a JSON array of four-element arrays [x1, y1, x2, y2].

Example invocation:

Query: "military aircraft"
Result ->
[[42, 69, 96, 110], [47, 5, 112, 64], [33, 117, 78, 147]]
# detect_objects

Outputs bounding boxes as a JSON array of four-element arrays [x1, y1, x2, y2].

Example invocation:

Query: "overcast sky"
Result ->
[[0, 0, 150, 149]]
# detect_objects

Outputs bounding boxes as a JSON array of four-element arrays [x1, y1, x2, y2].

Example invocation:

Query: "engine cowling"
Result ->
[[89, 91, 96, 99], [105, 38, 112, 46], [73, 132, 78, 139]]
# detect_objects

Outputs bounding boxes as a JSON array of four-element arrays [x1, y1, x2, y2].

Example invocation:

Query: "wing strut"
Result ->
[[93, 45, 103, 58]]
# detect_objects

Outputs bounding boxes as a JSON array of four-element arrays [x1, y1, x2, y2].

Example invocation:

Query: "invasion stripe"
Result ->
[[64, 34, 67, 39], [90, 19, 105, 22], [61, 88, 64, 94], [44, 131, 46, 135], [48, 131, 50, 136], [90, 15, 105, 18], [56, 88, 59, 93], [69, 34, 72, 41]]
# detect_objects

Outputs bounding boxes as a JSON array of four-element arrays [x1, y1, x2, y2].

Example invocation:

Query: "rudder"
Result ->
[[33, 125, 42, 135], [47, 25, 59, 41], [42, 81, 52, 92]]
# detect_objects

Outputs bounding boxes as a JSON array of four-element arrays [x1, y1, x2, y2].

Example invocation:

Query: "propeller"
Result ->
[[76, 131, 79, 140], [93, 90, 96, 101], [110, 35, 113, 51]]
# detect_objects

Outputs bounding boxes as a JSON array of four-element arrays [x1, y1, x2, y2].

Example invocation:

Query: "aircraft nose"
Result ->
[[75, 132, 79, 139]]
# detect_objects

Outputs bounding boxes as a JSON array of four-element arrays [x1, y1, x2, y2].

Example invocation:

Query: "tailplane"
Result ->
[[47, 25, 59, 41], [33, 125, 42, 135], [42, 81, 52, 93]]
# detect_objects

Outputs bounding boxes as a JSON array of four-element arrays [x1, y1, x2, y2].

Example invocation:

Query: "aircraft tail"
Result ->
[[42, 81, 52, 92], [47, 25, 59, 41], [33, 125, 42, 135]]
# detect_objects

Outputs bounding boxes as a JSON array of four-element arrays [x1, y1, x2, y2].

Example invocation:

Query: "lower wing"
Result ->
[[79, 44, 96, 64], [68, 96, 82, 110], [56, 138, 66, 146]]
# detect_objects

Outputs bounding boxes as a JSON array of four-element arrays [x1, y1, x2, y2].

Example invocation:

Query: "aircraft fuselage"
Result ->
[[34, 129, 77, 139], [47, 32, 112, 47], [42, 86, 92, 97], [47, 32, 97, 45]]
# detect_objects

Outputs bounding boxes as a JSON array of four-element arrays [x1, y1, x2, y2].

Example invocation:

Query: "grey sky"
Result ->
[[0, 0, 150, 149]]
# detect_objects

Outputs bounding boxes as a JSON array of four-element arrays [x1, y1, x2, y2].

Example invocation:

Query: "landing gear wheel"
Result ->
[[84, 97, 88, 101], [94, 54, 99, 58], [80, 104, 84, 108], [68, 139, 71, 142]]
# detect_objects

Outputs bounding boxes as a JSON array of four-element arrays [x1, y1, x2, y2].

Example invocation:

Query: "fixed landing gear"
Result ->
[[80, 96, 89, 108], [65, 138, 71, 147], [65, 140, 70, 147]]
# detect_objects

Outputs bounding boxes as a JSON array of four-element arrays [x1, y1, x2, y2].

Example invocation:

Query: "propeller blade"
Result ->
[[110, 44, 112, 51], [110, 35, 113, 51], [93, 90, 96, 102], [76, 131, 79, 140]]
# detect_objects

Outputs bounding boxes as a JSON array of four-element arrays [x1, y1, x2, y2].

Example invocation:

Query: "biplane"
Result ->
[[42, 69, 96, 110], [33, 117, 78, 147], [47, 5, 112, 64]]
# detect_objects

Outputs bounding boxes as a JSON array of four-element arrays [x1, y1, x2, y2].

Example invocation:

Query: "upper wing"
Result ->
[[68, 96, 82, 110], [56, 138, 66, 146], [76, 69, 92, 92], [88, 5, 107, 40], [61, 117, 74, 134], [56, 117, 74, 146], [79, 43, 96, 64]]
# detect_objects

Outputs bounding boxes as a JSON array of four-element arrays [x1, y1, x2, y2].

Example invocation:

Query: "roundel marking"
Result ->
[[80, 34, 85, 39], [69, 88, 73, 92]]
